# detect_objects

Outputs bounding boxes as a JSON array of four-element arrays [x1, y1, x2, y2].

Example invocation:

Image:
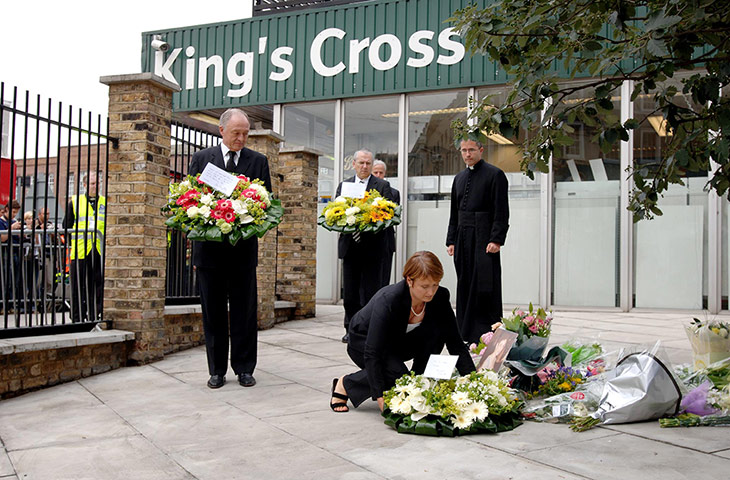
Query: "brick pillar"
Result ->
[[277, 147, 319, 318], [246, 130, 284, 330], [100, 73, 180, 364]]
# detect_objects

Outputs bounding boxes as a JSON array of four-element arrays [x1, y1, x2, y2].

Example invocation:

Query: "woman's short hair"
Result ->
[[402, 251, 444, 282]]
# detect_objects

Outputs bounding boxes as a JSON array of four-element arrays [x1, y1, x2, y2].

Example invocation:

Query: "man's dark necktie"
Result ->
[[226, 151, 236, 172]]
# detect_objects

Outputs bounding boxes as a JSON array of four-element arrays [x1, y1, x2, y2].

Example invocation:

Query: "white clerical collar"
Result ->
[[468, 165, 474, 170], [355, 175, 370, 185]]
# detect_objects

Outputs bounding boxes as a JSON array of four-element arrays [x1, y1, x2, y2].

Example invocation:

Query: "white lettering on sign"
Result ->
[[407, 30, 434, 68], [227, 52, 254, 97], [269, 46, 294, 81], [369, 34, 402, 71], [185, 46, 196, 90], [437, 28, 465, 65], [151, 26, 465, 99], [310, 28, 347, 77], [198, 56, 224, 88]]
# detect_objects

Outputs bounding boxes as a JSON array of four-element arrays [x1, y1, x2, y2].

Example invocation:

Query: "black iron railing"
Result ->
[[0, 82, 113, 338], [165, 121, 220, 305]]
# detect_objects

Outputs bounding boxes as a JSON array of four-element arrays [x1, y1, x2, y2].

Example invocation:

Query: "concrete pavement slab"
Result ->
[[0, 445, 14, 477], [468, 419, 620, 454], [256, 348, 342, 372], [602, 420, 730, 453], [166, 437, 379, 480], [344, 436, 585, 480], [281, 339, 352, 363], [221, 382, 328, 418], [0, 403, 137, 451], [273, 364, 352, 393], [716, 448, 730, 459], [2, 306, 728, 479], [8, 436, 194, 480], [526, 431, 730, 479], [0, 382, 100, 415]]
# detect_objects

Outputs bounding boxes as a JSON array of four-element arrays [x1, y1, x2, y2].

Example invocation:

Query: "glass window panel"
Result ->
[[551, 84, 621, 307], [477, 87, 541, 306], [343, 97, 399, 180], [283, 101, 336, 301], [633, 73, 708, 309], [406, 90, 468, 296], [723, 86, 729, 311]]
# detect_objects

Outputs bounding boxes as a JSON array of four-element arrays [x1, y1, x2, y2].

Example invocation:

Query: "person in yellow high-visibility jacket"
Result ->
[[62, 171, 105, 323]]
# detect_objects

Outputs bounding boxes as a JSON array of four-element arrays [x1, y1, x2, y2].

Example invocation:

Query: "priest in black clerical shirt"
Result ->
[[446, 139, 510, 344]]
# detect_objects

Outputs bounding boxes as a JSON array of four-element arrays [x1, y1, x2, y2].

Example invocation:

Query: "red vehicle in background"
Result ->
[[0, 157, 15, 205]]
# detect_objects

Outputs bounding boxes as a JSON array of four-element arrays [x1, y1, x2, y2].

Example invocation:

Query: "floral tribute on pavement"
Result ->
[[164, 173, 283, 246], [382, 371, 523, 436], [318, 189, 401, 234]]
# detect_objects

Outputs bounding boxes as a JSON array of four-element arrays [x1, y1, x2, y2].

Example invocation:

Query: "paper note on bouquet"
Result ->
[[423, 354, 459, 379], [200, 162, 240, 197], [340, 181, 367, 199]]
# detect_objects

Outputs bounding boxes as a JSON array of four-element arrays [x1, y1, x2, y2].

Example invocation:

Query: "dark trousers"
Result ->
[[342, 253, 385, 332], [1, 249, 20, 311], [381, 252, 394, 286], [342, 342, 409, 408], [197, 267, 258, 376], [70, 251, 103, 322]]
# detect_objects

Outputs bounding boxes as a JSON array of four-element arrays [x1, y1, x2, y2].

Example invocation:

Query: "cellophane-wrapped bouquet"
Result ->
[[685, 317, 730, 370], [318, 189, 401, 234]]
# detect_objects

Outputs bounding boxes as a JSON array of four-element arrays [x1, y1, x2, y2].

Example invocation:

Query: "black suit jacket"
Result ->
[[335, 175, 395, 259], [348, 280, 475, 399], [189, 145, 272, 269]]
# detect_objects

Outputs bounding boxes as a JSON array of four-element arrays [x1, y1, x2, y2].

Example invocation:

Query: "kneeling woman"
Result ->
[[330, 251, 475, 412]]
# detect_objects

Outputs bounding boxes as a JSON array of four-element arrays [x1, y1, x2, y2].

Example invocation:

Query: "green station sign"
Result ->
[[141, 0, 498, 111]]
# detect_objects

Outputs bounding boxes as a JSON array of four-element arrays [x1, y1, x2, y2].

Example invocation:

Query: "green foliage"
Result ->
[[450, 0, 730, 220]]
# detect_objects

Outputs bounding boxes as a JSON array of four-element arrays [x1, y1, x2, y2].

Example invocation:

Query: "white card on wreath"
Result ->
[[423, 354, 459, 379], [199, 162, 239, 197], [340, 181, 367, 199]]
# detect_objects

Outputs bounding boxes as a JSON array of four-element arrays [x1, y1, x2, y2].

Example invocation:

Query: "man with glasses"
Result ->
[[446, 139, 510, 344]]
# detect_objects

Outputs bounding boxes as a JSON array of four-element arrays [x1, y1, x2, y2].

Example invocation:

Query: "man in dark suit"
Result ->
[[188, 108, 272, 389], [371, 159, 400, 286], [336, 150, 395, 343]]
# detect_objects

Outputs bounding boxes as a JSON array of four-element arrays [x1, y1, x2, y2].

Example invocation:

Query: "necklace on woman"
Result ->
[[410, 304, 425, 317]]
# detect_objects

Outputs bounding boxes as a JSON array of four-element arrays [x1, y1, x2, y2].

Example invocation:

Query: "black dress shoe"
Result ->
[[207, 374, 226, 389], [341, 333, 349, 343], [238, 373, 256, 387]]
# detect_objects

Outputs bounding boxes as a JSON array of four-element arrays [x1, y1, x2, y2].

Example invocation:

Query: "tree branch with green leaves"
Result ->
[[450, 0, 730, 220]]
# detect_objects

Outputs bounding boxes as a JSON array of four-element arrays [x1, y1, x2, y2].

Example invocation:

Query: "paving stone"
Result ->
[[526, 431, 730, 479], [345, 437, 585, 480], [602, 420, 730, 453], [0, 446, 14, 477], [1, 306, 726, 480], [1, 403, 136, 451], [8, 436, 193, 480]]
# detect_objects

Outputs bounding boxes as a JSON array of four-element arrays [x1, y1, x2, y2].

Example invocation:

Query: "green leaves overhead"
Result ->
[[450, 0, 730, 221]]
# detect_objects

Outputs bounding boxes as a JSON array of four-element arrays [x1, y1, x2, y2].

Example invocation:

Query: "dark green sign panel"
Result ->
[[141, 0, 497, 111]]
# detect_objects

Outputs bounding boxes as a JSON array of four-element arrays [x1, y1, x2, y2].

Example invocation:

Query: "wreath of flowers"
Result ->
[[164, 173, 283, 245], [382, 371, 523, 436]]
